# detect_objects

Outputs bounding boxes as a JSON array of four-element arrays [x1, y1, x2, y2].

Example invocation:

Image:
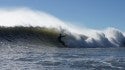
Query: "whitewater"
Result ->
[[0, 8, 125, 70]]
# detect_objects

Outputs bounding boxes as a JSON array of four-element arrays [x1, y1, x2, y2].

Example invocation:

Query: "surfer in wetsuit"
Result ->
[[58, 33, 67, 47]]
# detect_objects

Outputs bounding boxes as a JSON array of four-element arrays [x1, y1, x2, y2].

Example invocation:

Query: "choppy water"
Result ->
[[0, 45, 125, 70]]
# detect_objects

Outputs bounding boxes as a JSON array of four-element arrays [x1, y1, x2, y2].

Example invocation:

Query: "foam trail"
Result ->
[[0, 8, 125, 48]]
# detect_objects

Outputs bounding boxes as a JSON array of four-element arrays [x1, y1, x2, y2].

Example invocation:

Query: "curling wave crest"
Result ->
[[0, 8, 125, 48]]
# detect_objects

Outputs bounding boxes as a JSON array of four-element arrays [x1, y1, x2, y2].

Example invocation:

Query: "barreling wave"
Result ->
[[0, 26, 125, 48], [0, 8, 125, 48]]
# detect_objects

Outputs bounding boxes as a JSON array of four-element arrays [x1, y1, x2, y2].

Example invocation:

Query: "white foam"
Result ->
[[0, 8, 67, 29]]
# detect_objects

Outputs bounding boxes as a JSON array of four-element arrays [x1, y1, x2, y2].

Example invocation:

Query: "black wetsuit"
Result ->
[[58, 34, 66, 47]]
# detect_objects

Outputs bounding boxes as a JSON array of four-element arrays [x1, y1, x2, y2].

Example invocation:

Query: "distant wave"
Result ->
[[0, 8, 125, 48]]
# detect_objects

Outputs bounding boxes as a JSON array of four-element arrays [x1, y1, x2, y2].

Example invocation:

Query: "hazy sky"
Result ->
[[0, 0, 125, 31]]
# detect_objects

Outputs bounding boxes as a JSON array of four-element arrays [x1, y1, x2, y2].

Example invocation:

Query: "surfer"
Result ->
[[58, 33, 67, 47]]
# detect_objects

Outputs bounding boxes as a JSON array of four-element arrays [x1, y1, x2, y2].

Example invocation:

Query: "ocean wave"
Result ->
[[0, 26, 124, 48], [0, 8, 125, 48]]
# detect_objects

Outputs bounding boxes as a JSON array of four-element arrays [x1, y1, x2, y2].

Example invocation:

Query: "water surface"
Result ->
[[0, 45, 125, 70]]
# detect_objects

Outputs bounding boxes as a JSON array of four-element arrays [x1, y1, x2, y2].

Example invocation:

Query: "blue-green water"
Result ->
[[0, 45, 125, 70]]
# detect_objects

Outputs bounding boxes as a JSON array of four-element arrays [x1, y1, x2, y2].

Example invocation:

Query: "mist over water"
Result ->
[[0, 8, 125, 48]]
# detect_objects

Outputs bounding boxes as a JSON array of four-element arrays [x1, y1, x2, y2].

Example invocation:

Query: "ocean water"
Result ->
[[0, 8, 125, 70], [0, 45, 125, 70]]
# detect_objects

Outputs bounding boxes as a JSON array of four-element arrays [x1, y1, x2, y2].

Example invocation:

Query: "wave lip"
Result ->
[[0, 8, 67, 29]]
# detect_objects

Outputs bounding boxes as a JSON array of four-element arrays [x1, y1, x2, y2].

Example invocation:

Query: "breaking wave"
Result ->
[[0, 8, 125, 48]]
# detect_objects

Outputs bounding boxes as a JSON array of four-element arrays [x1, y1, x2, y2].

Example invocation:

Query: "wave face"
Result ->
[[0, 27, 125, 48], [0, 8, 125, 48]]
